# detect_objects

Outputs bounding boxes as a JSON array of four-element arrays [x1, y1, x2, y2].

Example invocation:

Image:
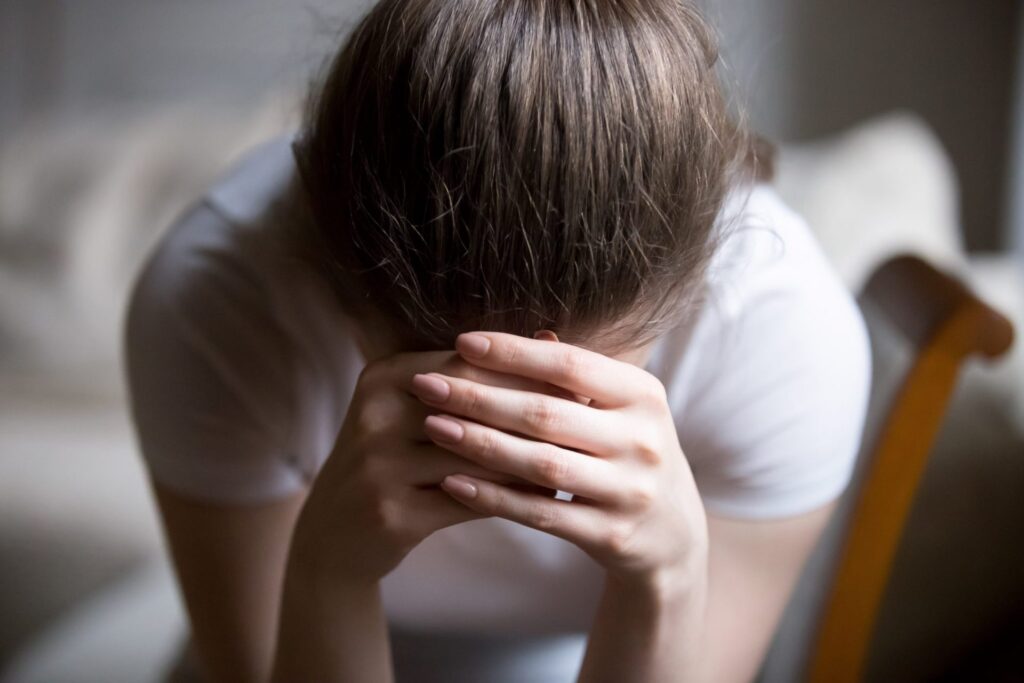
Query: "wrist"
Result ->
[[274, 552, 390, 683], [606, 549, 709, 608], [287, 501, 387, 589], [582, 554, 709, 682], [284, 543, 379, 601]]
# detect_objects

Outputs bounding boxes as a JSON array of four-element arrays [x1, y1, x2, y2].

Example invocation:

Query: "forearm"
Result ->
[[577, 559, 710, 683], [270, 558, 394, 683]]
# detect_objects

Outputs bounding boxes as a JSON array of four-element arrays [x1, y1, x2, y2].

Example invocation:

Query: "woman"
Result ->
[[124, 1, 871, 681]]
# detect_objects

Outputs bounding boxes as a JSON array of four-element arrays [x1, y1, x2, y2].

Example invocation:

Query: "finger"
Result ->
[[506, 482, 559, 498], [351, 390, 440, 442], [377, 382, 563, 443], [534, 330, 592, 406], [404, 442, 542, 489], [404, 486, 489, 535], [439, 474, 607, 549], [423, 414, 626, 505], [382, 349, 566, 398], [404, 485, 557, 540], [364, 348, 592, 443], [453, 331, 662, 408], [410, 372, 631, 455]]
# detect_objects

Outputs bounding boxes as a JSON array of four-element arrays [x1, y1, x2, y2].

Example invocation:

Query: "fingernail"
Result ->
[[443, 475, 478, 499], [425, 415, 464, 443], [457, 333, 490, 358], [412, 373, 450, 403]]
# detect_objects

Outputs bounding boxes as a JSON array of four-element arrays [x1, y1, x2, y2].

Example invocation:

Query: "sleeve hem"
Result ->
[[140, 448, 310, 506], [699, 469, 852, 520]]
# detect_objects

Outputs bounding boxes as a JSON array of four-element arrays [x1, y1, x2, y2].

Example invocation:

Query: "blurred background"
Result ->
[[0, 1, 1021, 681]]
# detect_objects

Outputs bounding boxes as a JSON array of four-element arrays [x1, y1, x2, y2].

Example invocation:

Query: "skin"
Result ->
[[152, 321, 837, 683]]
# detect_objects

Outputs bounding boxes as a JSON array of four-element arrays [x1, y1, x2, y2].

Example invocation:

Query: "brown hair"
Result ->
[[294, 0, 772, 355]]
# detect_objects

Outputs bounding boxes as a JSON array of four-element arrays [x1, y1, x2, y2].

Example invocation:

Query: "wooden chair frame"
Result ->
[[806, 254, 1015, 683]]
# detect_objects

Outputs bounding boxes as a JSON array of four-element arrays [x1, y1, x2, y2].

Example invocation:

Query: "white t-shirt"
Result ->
[[125, 134, 871, 637]]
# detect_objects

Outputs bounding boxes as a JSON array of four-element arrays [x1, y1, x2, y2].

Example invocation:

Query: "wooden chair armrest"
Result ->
[[860, 254, 1014, 358], [807, 253, 1015, 683]]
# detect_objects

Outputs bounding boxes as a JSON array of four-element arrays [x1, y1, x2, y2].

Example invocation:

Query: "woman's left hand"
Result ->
[[409, 331, 709, 591]]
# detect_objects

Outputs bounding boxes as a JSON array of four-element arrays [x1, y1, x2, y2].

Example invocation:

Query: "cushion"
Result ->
[[774, 110, 969, 292]]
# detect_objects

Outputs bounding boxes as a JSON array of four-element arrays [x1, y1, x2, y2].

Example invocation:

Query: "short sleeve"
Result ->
[[676, 194, 873, 519], [123, 202, 311, 504]]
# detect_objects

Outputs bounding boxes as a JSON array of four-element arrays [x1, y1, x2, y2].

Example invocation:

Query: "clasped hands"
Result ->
[[410, 330, 709, 593]]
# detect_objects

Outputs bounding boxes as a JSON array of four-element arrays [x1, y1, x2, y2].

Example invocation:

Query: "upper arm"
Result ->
[[123, 204, 319, 679], [153, 482, 306, 683], [677, 192, 871, 680], [124, 202, 314, 504], [682, 193, 873, 519], [702, 501, 838, 683]]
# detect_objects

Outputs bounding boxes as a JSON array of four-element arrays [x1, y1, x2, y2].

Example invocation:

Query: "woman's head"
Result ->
[[294, 0, 768, 356]]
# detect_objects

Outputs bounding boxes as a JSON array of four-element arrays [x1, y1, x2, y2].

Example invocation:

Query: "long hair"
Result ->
[[293, 0, 772, 355]]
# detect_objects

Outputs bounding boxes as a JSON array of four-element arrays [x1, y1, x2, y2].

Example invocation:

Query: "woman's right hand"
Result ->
[[286, 347, 565, 586]]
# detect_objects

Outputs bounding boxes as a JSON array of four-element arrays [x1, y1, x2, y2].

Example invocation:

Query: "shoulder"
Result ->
[[700, 183, 870, 369], [122, 134, 338, 503], [708, 183, 856, 318], [666, 183, 872, 519], [205, 134, 302, 225], [126, 133, 305, 346]]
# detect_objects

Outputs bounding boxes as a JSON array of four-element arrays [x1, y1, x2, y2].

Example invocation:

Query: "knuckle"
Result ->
[[502, 340, 522, 368], [641, 373, 668, 405], [605, 520, 637, 557], [524, 397, 560, 434], [534, 447, 570, 487], [628, 426, 662, 464], [637, 441, 662, 466], [629, 479, 657, 510], [555, 348, 586, 385], [476, 428, 500, 463], [355, 362, 377, 387], [354, 397, 397, 435], [489, 486, 511, 516], [370, 496, 401, 532], [372, 499, 421, 549], [532, 504, 561, 532], [461, 382, 485, 415], [358, 357, 391, 387]]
